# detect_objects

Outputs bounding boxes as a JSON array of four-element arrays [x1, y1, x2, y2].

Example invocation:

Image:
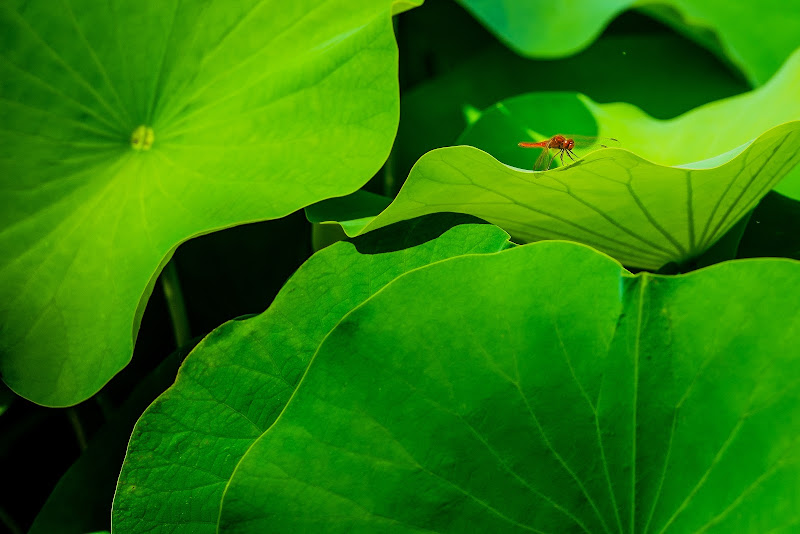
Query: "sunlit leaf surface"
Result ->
[[112, 221, 510, 533], [220, 242, 800, 533], [314, 121, 800, 270], [0, 0, 418, 406]]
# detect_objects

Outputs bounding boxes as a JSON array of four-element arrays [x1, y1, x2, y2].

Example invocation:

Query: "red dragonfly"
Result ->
[[519, 134, 619, 171]]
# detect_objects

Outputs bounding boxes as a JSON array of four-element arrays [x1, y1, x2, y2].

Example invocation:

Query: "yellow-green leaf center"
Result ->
[[130, 125, 155, 151]]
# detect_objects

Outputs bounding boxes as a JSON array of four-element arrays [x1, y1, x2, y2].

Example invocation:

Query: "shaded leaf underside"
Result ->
[[322, 121, 800, 270]]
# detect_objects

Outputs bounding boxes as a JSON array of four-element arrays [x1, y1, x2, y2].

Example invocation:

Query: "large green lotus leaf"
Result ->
[[313, 49, 800, 268], [315, 120, 800, 270], [456, 0, 800, 85], [112, 220, 510, 534], [458, 47, 800, 199], [394, 29, 749, 186], [0, 0, 420, 406], [218, 242, 800, 532]]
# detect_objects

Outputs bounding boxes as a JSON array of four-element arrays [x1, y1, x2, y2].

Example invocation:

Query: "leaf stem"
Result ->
[[383, 147, 396, 197], [0, 506, 23, 534], [66, 407, 87, 452], [160, 259, 191, 349], [94, 393, 114, 423]]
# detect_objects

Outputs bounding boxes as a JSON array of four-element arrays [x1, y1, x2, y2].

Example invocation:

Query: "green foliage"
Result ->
[[112, 220, 510, 533], [311, 121, 800, 270], [312, 48, 800, 268], [124, 236, 800, 532], [0, 0, 411, 406], [457, 0, 800, 85], [221, 243, 800, 532], [393, 12, 749, 185], [28, 346, 186, 534], [457, 0, 631, 57], [456, 48, 800, 199], [2, 1, 799, 533]]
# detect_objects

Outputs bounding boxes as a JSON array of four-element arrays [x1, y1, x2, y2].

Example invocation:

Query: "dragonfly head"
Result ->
[[566, 138, 575, 150]]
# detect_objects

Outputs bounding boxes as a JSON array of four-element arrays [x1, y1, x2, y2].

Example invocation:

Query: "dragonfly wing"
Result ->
[[534, 146, 557, 171], [569, 135, 621, 148]]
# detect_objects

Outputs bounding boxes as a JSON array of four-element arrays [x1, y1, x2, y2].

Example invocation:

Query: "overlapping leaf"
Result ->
[[394, 28, 748, 184], [0, 0, 420, 406], [458, 47, 800, 200], [313, 48, 800, 269], [29, 346, 186, 534], [457, 0, 800, 85], [218, 241, 800, 532], [112, 220, 511, 533], [314, 121, 800, 270]]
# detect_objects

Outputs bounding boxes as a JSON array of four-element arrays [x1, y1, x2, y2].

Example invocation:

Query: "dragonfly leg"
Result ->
[[566, 150, 576, 161]]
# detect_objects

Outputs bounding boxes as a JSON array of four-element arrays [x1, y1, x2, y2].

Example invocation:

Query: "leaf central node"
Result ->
[[130, 125, 155, 151]]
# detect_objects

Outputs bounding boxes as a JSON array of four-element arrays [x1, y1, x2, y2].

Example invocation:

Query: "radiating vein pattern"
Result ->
[[113, 224, 510, 533], [1, 0, 405, 405], [217, 244, 800, 533], [353, 122, 800, 270]]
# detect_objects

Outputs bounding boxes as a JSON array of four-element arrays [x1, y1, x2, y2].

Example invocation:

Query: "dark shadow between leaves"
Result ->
[[738, 191, 800, 260], [351, 213, 496, 254]]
